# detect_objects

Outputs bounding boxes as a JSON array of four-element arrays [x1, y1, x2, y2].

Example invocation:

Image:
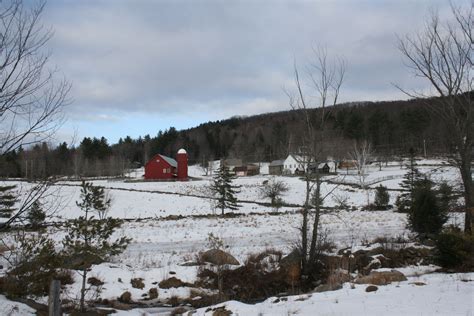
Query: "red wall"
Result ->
[[144, 154, 175, 179]]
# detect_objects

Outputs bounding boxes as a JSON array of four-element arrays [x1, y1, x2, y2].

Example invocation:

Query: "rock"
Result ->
[[119, 291, 132, 303], [363, 257, 382, 274], [87, 277, 104, 286], [148, 287, 158, 299], [130, 278, 145, 289], [201, 249, 240, 266], [211, 306, 232, 316], [327, 269, 351, 285], [159, 276, 187, 289], [365, 285, 378, 292], [337, 247, 351, 256], [352, 250, 372, 274], [355, 270, 407, 285], [314, 283, 342, 293], [180, 261, 202, 266], [169, 271, 176, 275], [110, 300, 132, 310], [411, 281, 426, 286], [279, 249, 302, 285], [280, 249, 301, 267]]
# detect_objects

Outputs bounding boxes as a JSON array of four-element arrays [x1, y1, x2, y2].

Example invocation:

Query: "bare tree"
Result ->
[[260, 178, 289, 211], [350, 140, 373, 208], [286, 46, 346, 275], [398, 2, 473, 233], [0, 0, 70, 229], [0, 0, 71, 155]]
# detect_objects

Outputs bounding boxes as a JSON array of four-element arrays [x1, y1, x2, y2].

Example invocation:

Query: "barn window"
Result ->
[[163, 168, 167, 173]]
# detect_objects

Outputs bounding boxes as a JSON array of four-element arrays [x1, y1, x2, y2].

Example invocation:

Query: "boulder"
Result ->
[[130, 277, 145, 289], [365, 285, 378, 292], [148, 287, 158, 299], [201, 249, 240, 266], [159, 276, 187, 289], [354, 270, 407, 285], [119, 291, 132, 303], [280, 249, 301, 268], [280, 249, 302, 285], [313, 283, 343, 293], [87, 277, 104, 286]]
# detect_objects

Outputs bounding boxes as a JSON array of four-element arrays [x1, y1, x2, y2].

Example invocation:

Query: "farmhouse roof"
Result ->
[[160, 155, 177, 168], [269, 159, 285, 166]]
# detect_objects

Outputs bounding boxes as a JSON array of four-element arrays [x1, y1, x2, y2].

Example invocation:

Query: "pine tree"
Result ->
[[408, 180, 448, 236], [62, 181, 130, 312], [0, 185, 17, 218], [211, 164, 240, 215], [26, 200, 46, 228], [395, 149, 424, 213], [438, 182, 455, 213], [374, 185, 390, 210]]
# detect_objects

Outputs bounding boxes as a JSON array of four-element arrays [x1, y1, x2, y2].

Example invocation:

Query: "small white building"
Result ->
[[283, 154, 307, 174]]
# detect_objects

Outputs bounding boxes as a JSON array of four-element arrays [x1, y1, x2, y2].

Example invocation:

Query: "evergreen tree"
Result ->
[[408, 180, 448, 236], [438, 181, 455, 213], [395, 148, 424, 213], [211, 164, 240, 215], [0, 185, 17, 218], [62, 181, 130, 312], [26, 200, 46, 228], [374, 185, 390, 210]]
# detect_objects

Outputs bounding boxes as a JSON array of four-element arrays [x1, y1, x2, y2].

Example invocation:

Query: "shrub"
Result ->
[[435, 228, 474, 270]]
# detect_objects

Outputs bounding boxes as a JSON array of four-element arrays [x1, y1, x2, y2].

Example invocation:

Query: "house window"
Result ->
[[163, 168, 167, 173]]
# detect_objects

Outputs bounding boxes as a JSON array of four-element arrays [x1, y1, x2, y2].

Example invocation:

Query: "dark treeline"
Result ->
[[0, 96, 456, 178]]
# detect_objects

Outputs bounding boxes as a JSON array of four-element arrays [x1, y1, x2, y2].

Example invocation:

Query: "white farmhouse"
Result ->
[[283, 154, 306, 174]]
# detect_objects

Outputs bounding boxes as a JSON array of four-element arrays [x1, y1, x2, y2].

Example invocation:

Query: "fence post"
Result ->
[[48, 279, 61, 316]]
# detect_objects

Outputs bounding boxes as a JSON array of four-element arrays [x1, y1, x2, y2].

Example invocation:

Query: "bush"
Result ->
[[435, 228, 474, 270], [408, 181, 447, 236]]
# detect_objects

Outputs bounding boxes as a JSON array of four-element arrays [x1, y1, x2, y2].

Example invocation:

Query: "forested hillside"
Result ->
[[0, 96, 457, 178]]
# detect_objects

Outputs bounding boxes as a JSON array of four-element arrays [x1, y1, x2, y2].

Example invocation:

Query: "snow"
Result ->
[[0, 159, 471, 315], [0, 295, 36, 315], [194, 273, 474, 316]]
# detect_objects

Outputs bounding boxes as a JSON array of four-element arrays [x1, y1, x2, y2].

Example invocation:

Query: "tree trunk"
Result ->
[[460, 153, 473, 234], [309, 176, 321, 266], [301, 178, 310, 273], [80, 268, 87, 312]]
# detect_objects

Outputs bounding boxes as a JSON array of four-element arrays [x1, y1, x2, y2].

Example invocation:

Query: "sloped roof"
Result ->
[[159, 155, 177, 168], [269, 159, 285, 166]]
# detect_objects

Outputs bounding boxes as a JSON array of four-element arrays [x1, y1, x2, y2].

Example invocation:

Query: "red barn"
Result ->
[[144, 149, 188, 180]]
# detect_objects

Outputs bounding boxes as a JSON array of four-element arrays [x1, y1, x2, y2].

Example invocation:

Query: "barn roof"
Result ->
[[159, 155, 177, 168]]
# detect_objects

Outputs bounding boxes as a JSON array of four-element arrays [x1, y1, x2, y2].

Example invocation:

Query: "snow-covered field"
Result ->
[[0, 159, 472, 315], [192, 272, 474, 316]]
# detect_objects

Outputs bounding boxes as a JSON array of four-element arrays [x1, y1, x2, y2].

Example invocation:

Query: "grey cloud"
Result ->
[[45, 0, 454, 123]]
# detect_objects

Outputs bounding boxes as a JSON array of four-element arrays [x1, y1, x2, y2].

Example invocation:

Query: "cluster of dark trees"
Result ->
[[0, 96, 459, 179]]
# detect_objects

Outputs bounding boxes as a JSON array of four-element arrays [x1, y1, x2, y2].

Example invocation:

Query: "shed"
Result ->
[[269, 159, 285, 175]]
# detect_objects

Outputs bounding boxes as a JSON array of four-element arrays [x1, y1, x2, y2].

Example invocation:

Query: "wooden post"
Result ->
[[48, 280, 61, 316]]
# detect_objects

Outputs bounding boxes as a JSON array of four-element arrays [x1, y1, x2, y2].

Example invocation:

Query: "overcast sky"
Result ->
[[44, 0, 454, 144]]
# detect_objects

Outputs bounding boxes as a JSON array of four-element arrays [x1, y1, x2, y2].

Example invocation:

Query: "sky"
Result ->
[[43, 0, 455, 145]]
